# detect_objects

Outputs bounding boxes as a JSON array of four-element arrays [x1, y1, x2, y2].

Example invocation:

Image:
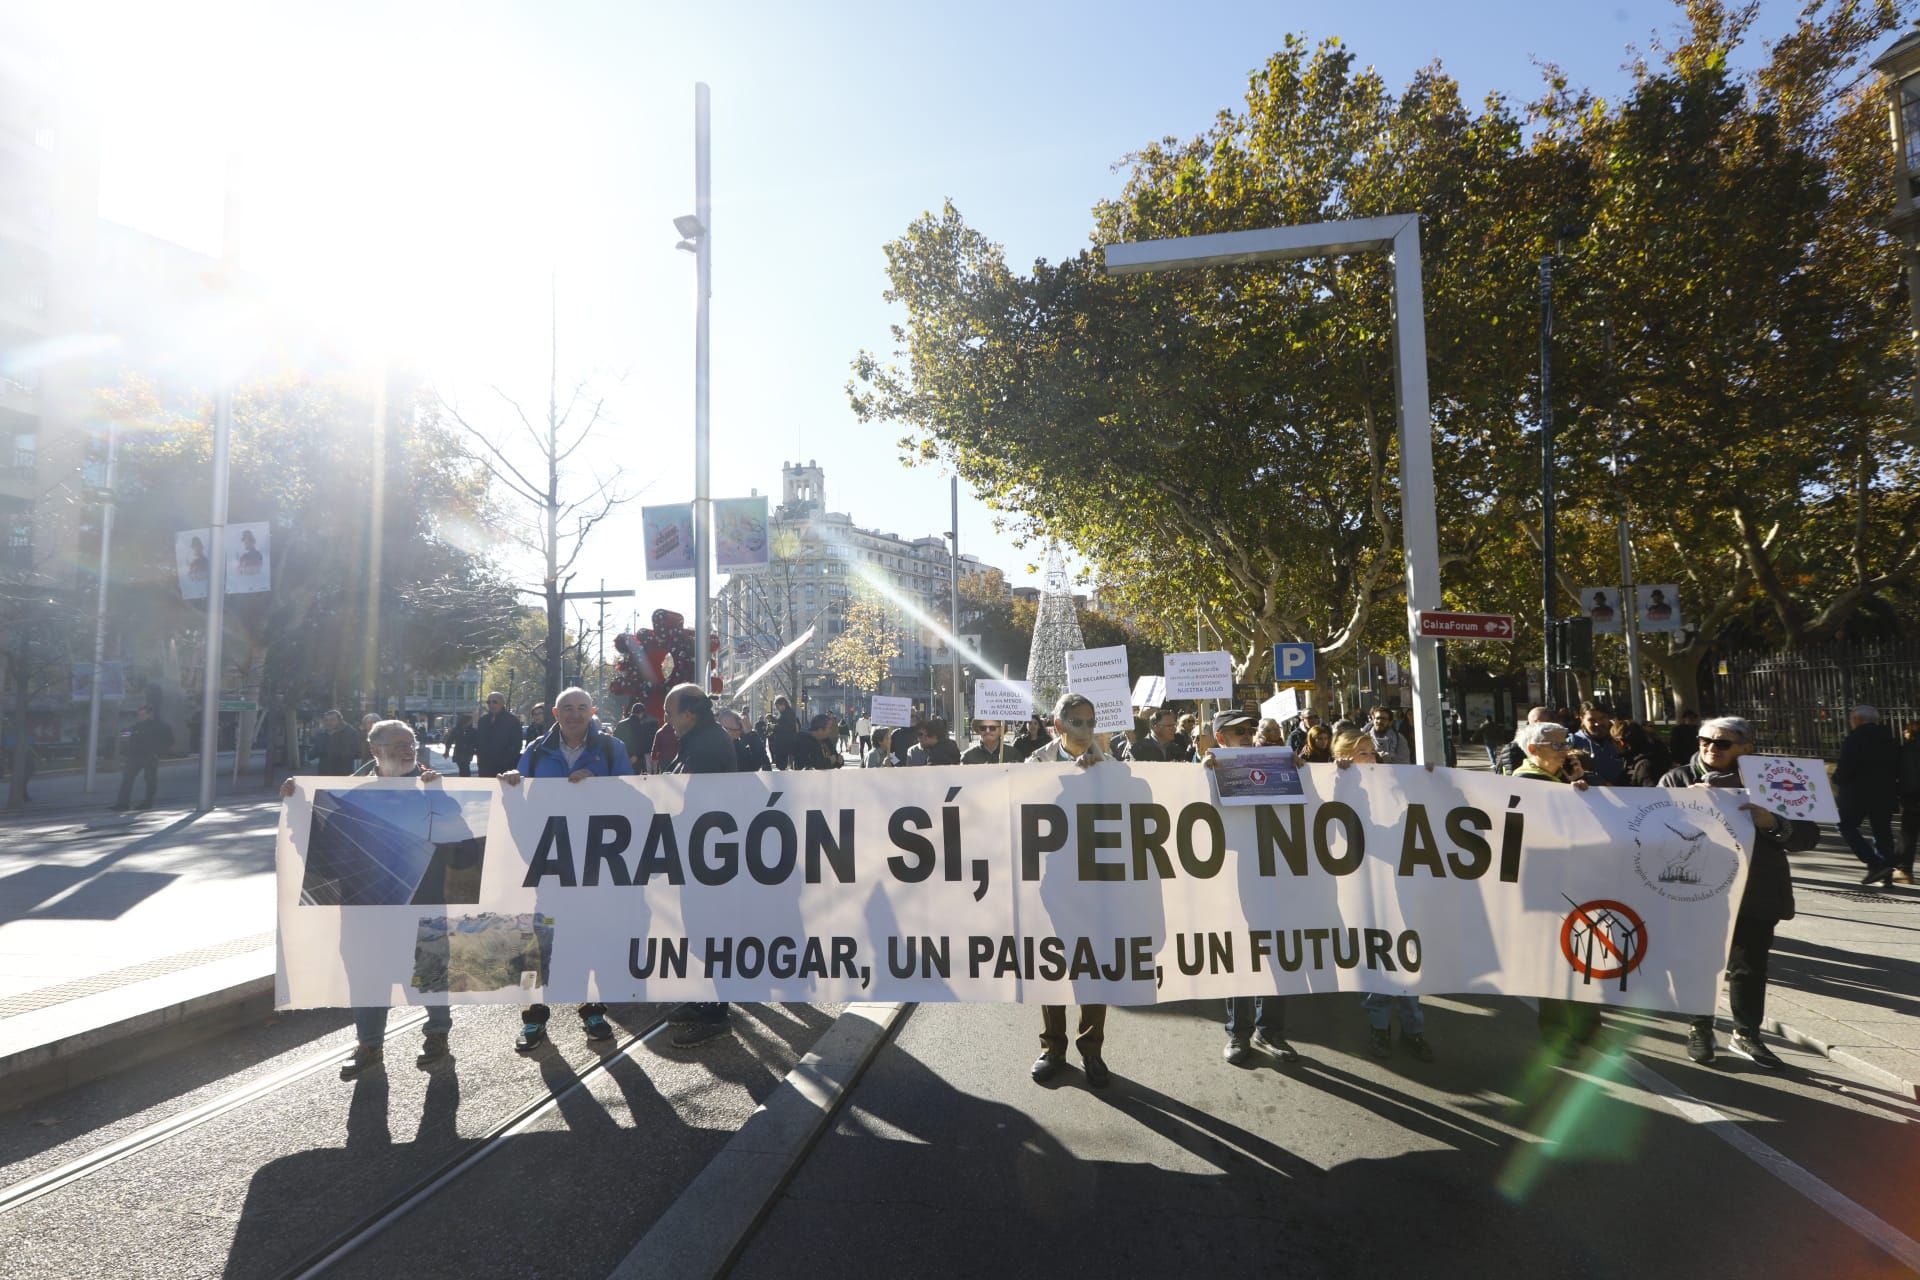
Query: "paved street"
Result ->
[[3, 753, 1920, 1278]]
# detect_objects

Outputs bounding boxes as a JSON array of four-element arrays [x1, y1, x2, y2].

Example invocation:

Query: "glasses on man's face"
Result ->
[[1698, 737, 1738, 750], [1063, 717, 1097, 730]]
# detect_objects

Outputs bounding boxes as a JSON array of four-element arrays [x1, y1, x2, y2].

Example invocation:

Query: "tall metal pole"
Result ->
[[197, 385, 233, 812], [83, 422, 119, 793], [1389, 220, 1444, 765], [947, 476, 963, 731], [1539, 254, 1556, 688], [1617, 503, 1646, 719], [691, 83, 713, 698]]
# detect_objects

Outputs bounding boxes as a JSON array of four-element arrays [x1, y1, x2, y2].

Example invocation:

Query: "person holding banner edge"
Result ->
[[279, 720, 452, 1078], [1660, 716, 1819, 1068], [1510, 720, 1604, 1057], [497, 687, 636, 1052], [1025, 692, 1115, 1086]]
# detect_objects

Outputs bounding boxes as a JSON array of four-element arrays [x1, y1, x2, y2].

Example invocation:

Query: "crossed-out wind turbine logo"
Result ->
[[1559, 896, 1649, 990]]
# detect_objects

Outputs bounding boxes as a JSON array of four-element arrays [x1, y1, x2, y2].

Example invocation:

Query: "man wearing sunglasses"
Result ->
[[1025, 692, 1114, 1087], [1660, 716, 1819, 1068]]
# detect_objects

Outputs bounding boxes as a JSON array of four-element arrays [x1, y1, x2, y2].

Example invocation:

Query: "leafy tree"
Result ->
[[822, 599, 902, 701], [105, 372, 521, 772], [854, 37, 1542, 693]]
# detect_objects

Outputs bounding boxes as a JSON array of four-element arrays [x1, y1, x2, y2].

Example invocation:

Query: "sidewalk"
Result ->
[[1, 750, 281, 815]]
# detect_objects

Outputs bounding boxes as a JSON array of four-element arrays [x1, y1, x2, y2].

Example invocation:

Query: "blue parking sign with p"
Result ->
[[1273, 642, 1315, 683]]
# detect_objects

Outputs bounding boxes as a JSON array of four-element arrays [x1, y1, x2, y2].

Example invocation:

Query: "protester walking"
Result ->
[[498, 688, 635, 1053], [790, 714, 842, 769], [768, 698, 800, 769], [1013, 714, 1051, 760], [1662, 717, 1820, 1068], [660, 683, 740, 1048], [1333, 728, 1435, 1061], [961, 719, 1014, 764], [474, 692, 522, 777], [111, 705, 174, 810], [1836, 706, 1902, 886], [1367, 707, 1407, 764], [310, 709, 360, 776], [613, 701, 659, 776], [1026, 693, 1114, 1087], [1478, 716, 1508, 770], [1569, 703, 1625, 785], [1510, 721, 1604, 1057], [282, 720, 450, 1078], [1899, 722, 1920, 884], [911, 717, 963, 765], [865, 726, 894, 768], [444, 711, 478, 777]]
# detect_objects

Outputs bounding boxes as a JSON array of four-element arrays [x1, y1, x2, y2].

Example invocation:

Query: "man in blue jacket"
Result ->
[[498, 686, 636, 1051]]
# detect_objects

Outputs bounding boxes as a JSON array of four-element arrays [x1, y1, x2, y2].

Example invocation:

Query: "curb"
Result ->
[[607, 1000, 909, 1280], [0, 963, 274, 1110], [1752, 1012, 1920, 1101]]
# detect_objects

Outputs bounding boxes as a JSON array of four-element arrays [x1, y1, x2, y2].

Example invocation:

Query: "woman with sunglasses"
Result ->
[[1659, 716, 1819, 1069]]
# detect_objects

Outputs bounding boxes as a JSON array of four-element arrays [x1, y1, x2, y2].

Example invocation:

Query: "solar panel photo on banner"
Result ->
[[300, 789, 491, 907]]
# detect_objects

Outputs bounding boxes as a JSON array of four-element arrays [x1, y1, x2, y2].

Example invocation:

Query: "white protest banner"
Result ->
[[1075, 677, 1135, 734], [1065, 645, 1129, 688], [1165, 651, 1234, 701], [1738, 755, 1839, 824], [1130, 675, 1165, 709], [869, 695, 914, 728], [975, 680, 1035, 722], [1260, 688, 1299, 725], [279, 766, 1754, 1015]]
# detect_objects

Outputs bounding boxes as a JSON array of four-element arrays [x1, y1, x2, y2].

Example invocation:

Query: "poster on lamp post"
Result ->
[[1579, 587, 1623, 635], [227, 522, 272, 594], [714, 496, 770, 573], [643, 504, 696, 580], [175, 529, 213, 600], [1636, 585, 1683, 633]]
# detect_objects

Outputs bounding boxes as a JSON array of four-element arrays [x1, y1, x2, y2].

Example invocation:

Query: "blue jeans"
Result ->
[[1224, 996, 1286, 1039], [354, 1005, 450, 1045], [1362, 993, 1424, 1034]]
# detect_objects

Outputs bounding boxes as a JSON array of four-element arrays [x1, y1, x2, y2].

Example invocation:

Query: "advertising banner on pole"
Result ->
[[975, 680, 1035, 722], [713, 496, 770, 573], [1636, 585, 1683, 633], [1164, 652, 1233, 701], [277, 767, 1755, 1013], [1579, 587, 1623, 635], [175, 529, 212, 600], [227, 522, 272, 594], [70, 661, 125, 702], [642, 504, 697, 580]]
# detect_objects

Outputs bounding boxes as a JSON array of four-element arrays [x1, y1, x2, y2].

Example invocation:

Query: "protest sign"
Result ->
[[1260, 688, 1300, 725], [278, 765, 1755, 1014], [1075, 677, 1134, 734], [1066, 645, 1129, 688], [1130, 676, 1166, 709], [869, 695, 914, 728], [1738, 755, 1839, 824], [975, 680, 1035, 722], [1165, 652, 1233, 701], [1209, 747, 1304, 806]]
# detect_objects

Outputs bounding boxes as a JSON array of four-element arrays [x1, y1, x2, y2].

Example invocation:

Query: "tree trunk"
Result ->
[[1645, 643, 1706, 721], [544, 590, 564, 704]]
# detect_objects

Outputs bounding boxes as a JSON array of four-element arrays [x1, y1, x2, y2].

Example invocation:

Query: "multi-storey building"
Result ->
[[713, 460, 1009, 716]]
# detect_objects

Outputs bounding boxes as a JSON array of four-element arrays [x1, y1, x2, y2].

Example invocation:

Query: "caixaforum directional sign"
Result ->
[[1416, 611, 1516, 641]]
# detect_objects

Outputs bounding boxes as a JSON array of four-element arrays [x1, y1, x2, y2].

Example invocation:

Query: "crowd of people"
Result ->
[[284, 682, 1920, 1097]]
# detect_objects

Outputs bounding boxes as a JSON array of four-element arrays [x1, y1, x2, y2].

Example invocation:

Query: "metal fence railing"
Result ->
[[1708, 640, 1920, 761]]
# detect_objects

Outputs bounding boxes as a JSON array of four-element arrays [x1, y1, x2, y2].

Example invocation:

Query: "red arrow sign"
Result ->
[[1417, 611, 1516, 641]]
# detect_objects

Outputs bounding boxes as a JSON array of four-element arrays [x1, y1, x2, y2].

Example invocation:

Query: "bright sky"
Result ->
[[28, 0, 1813, 639]]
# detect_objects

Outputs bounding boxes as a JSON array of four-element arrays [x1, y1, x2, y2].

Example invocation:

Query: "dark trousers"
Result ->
[[1224, 995, 1286, 1040], [1692, 916, 1775, 1037], [115, 756, 158, 807], [1040, 1004, 1106, 1059], [1839, 800, 1898, 871], [522, 1002, 607, 1024], [1900, 791, 1920, 874], [1537, 997, 1602, 1044]]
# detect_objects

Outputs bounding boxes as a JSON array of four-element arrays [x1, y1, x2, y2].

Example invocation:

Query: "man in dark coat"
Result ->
[[663, 683, 738, 1047], [473, 692, 523, 777], [768, 698, 800, 769], [613, 701, 659, 775], [1129, 709, 1180, 762], [1835, 705, 1902, 885], [310, 709, 360, 776], [790, 714, 842, 769], [112, 704, 174, 810], [1663, 716, 1819, 1068], [961, 718, 1015, 764]]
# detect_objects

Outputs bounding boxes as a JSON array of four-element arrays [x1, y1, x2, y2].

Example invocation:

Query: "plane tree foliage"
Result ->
[[858, 2, 1920, 706]]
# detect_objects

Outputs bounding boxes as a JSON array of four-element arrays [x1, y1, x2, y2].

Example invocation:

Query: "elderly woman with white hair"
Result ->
[[1660, 715, 1820, 1070]]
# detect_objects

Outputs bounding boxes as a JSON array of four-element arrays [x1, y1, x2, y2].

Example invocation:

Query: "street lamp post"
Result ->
[[83, 421, 119, 793], [1875, 30, 1920, 439], [197, 383, 233, 812], [1103, 215, 1445, 763], [676, 83, 715, 698]]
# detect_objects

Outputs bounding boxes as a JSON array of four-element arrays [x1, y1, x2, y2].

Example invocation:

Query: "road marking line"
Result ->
[[1619, 1053, 1920, 1273]]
